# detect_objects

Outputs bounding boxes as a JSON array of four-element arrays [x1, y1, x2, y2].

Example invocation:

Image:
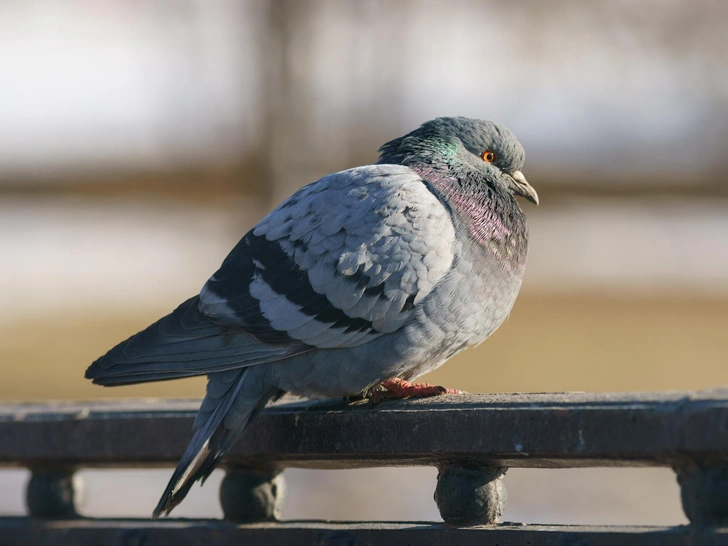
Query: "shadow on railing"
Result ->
[[2, 390, 728, 545]]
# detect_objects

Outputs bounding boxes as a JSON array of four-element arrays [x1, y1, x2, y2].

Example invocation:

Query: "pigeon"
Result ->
[[85, 116, 538, 517]]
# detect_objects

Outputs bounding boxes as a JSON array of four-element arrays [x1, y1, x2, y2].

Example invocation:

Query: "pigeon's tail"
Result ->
[[153, 366, 276, 518], [86, 296, 306, 517], [85, 296, 306, 386]]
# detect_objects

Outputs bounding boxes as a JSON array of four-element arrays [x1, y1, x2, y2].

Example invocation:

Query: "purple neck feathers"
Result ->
[[411, 164, 529, 271]]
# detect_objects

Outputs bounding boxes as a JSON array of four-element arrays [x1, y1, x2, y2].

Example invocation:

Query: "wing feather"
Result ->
[[199, 164, 455, 349]]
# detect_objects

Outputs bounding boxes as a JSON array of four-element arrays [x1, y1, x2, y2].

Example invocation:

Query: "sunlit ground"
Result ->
[[2, 292, 728, 401]]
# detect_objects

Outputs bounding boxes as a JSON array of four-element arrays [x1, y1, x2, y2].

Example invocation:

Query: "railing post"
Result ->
[[219, 467, 286, 522], [677, 464, 728, 526], [434, 465, 507, 526], [26, 468, 84, 518]]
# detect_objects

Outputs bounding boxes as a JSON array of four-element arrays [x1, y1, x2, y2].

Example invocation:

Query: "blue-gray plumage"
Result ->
[[85, 117, 538, 517]]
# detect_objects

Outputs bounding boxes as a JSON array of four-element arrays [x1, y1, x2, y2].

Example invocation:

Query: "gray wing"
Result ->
[[199, 164, 455, 349]]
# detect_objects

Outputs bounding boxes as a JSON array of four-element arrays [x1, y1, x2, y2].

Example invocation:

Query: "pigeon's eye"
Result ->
[[481, 150, 496, 163]]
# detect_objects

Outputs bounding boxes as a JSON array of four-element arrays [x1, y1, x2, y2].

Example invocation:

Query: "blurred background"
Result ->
[[1, 0, 727, 526]]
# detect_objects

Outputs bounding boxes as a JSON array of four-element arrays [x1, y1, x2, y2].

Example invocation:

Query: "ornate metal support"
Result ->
[[219, 467, 286, 522], [677, 465, 728, 526], [26, 468, 84, 518], [434, 465, 507, 526]]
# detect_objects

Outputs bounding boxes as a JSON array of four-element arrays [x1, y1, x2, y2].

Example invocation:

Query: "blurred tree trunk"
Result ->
[[257, 0, 321, 206], [255, 0, 417, 206]]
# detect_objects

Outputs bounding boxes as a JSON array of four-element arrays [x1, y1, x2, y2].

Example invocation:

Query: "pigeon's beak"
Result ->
[[511, 171, 539, 205]]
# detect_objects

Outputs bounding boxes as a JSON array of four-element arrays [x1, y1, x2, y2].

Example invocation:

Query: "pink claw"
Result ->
[[370, 377, 462, 404]]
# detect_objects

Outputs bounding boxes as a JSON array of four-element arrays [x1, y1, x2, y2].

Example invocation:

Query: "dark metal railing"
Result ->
[[2, 390, 728, 545]]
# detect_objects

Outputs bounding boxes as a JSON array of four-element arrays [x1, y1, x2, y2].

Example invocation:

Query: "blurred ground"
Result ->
[[1, 199, 724, 524], [2, 199, 727, 401], [3, 292, 728, 401]]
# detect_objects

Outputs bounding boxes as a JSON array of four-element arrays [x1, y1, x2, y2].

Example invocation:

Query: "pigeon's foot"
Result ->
[[369, 377, 462, 404]]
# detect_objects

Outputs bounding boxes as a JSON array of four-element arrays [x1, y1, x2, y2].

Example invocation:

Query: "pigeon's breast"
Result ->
[[394, 233, 525, 379], [365, 180, 529, 381]]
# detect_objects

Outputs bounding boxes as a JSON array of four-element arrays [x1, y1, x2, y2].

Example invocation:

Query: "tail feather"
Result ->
[[85, 296, 302, 516], [152, 367, 274, 518], [85, 296, 309, 385]]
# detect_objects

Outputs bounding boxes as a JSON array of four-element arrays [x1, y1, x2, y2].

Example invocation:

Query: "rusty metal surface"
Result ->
[[2, 518, 728, 546], [2, 389, 728, 470]]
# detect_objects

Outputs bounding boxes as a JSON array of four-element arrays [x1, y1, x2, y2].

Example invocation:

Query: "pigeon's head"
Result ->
[[378, 117, 538, 205]]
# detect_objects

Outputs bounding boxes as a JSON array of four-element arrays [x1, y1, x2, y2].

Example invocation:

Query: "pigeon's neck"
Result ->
[[411, 164, 529, 272]]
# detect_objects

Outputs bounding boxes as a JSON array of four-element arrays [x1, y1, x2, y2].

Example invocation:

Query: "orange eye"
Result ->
[[481, 150, 496, 163]]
